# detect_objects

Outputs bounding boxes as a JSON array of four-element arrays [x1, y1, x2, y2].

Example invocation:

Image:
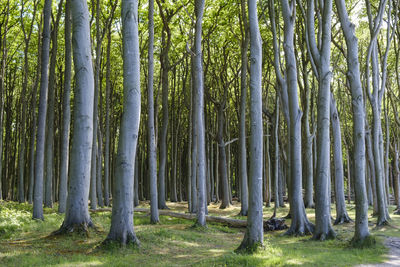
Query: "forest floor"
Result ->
[[0, 200, 399, 266]]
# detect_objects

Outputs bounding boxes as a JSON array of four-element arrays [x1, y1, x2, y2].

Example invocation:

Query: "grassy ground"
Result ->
[[0, 200, 396, 267]]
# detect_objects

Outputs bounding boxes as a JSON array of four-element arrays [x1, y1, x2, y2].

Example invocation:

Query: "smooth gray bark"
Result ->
[[281, 0, 314, 236], [45, 0, 63, 208], [148, 0, 159, 223], [335, 0, 371, 243], [104, 25, 112, 207], [193, 0, 206, 227], [18, 0, 37, 203], [104, 0, 140, 246], [239, 0, 249, 216], [330, 94, 351, 225], [59, 0, 72, 214], [97, 125, 104, 207], [237, 0, 263, 251], [307, 0, 336, 241], [273, 93, 280, 217], [55, 0, 95, 232], [33, 0, 52, 220], [365, 0, 391, 226]]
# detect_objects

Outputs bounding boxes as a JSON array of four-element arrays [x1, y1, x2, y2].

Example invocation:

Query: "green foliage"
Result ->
[[0, 201, 393, 266]]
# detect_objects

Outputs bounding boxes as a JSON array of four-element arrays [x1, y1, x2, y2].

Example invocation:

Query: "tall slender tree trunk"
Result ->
[[330, 94, 351, 225], [307, 0, 336, 241], [281, 0, 314, 236], [335, 0, 371, 245], [104, 25, 112, 207], [237, 0, 263, 251], [238, 0, 249, 216], [148, 0, 159, 223], [44, 0, 63, 209], [59, 0, 72, 213], [104, 0, 141, 246], [193, 0, 206, 227], [54, 0, 95, 233], [33, 0, 52, 220]]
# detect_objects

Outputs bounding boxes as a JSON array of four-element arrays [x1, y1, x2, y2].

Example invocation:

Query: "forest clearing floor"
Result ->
[[0, 200, 399, 266]]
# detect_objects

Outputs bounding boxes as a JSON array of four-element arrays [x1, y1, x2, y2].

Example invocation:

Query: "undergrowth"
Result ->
[[0, 200, 390, 266]]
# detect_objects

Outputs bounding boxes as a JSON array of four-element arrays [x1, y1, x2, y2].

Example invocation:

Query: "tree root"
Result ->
[[51, 220, 95, 237], [284, 221, 314, 236], [101, 232, 140, 249], [312, 228, 336, 241], [334, 213, 353, 225]]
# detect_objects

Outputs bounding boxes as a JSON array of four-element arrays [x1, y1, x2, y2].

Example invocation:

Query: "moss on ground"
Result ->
[[0, 200, 390, 266]]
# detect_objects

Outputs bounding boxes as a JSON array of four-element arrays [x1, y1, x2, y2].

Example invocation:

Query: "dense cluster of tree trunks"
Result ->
[[0, 0, 400, 250]]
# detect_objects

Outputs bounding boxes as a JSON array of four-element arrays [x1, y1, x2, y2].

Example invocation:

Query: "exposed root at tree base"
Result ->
[[376, 219, 390, 228], [334, 214, 353, 225], [312, 229, 337, 241], [393, 209, 400, 215], [350, 235, 376, 248], [284, 221, 314, 236], [51, 221, 95, 237]]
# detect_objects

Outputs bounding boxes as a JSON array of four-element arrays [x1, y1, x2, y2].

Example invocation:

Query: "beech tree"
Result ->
[[33, 0, 52, 220], [236, 0, 263, 252], [104, 0, 141, 246], [55, 0, 95, 233]]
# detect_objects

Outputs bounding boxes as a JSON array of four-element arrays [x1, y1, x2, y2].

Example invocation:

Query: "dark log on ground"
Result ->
[[90, 208, 288, 231]]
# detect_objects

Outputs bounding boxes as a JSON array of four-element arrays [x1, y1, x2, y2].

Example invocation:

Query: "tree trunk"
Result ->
[[54, 0, 95, 233], [193, 0, 206, 227], [238, 0, 249, 216], [281, 0, 314, 236], [58, 0, 71, 213], [335, 0, 371, 245], [147, 0, 159, 223], [237, 0, 263, 251], [44, 0, 63, 209], [330, 94, 351, 225], [103, 0, 140, 246], [33, 0, 52, 220]]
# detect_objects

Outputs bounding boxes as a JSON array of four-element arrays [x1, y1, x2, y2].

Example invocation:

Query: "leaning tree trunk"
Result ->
[[58, 0, 71, 213], [54, 0, 95, 233], [335, 0, 371, 245], [33, 0, 52, 220], [236, 0, 263, 252], [193, 0, 206, 227], [330, 94, 351, 225]]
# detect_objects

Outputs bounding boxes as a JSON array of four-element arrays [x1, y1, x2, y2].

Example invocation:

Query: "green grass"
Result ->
[[0, 200, 392, 266]]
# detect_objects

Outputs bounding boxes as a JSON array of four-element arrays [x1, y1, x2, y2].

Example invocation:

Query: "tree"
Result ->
[[148, 0, 159, 224], [365, 0, 392, 226], [59, 0, 72, 213], [307, 0, 336, 241], [236, 0, 263, 252], [54, 0, 95, 233], [238, 0, 249, 216], [103, 0, 141, 246], [279, 0, 314, 236], [33, 0, 52, 220], [335, 0, 371, 245], [193, 0, 207, 227], [330, 93, 351, 225]]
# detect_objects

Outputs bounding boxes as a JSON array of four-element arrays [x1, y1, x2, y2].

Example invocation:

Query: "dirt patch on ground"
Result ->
[[358, 237, 400, 266]]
